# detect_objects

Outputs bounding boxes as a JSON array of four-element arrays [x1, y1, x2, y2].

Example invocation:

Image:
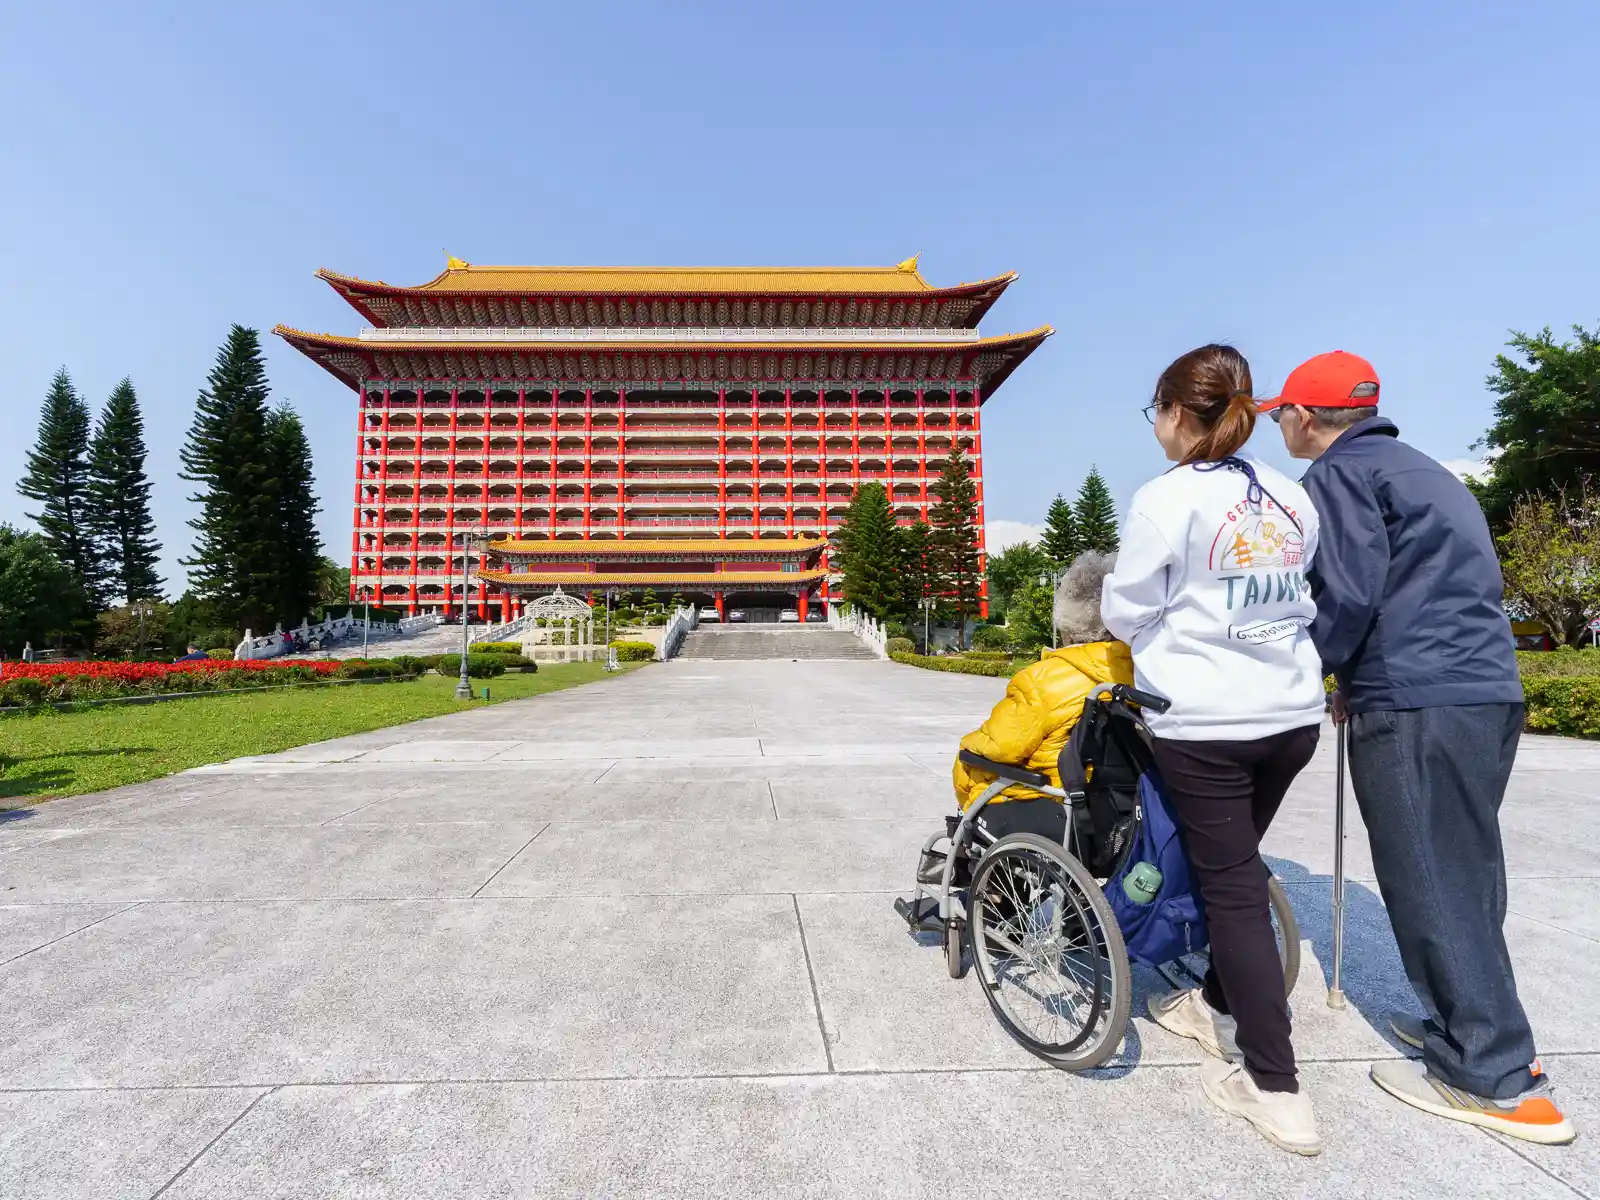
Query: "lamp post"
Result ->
[[362, 588, 371, 658], [1039, 569, 1065, 649], [456, 528, 488, 699], [132, 601, 154, 661], [919, 595, 935, 654]]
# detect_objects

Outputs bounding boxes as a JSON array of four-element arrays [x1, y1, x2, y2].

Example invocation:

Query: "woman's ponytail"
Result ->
[[1151, 344, 1257, 464]]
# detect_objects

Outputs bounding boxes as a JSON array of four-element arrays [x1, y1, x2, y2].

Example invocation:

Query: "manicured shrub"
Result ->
[[610, 640, 656, 662], [389, 656, 426, 676], [206, 648, 233, 660], [962, 650, 1012, 662], [1516, 648, 1600, 678], [334, 659, 409, 680], [472, 641, 524, 655], [1521, 676, 1600, 737], [886, 620, 910, 640], [436, 654, 507, 678], [972, 625, 1012, 652], [889, 651, 1019, 678], [886, 637, 915, 655]]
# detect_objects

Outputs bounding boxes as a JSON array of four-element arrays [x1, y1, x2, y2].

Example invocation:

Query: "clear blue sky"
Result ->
[[3, 1, 1596, 587]]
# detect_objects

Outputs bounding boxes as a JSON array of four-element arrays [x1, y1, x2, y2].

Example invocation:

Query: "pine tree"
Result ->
[[179, 326, 281, 635], [897, 519, 936, 625], [265, 403, 323, 626], [1074, 466, 1120, 554], [930, 447, 982, 649], [88, 378, 163, 603], [19, 367, 103, 603], [836, 483, 902, 620], [1041, 493, 1081, 565]]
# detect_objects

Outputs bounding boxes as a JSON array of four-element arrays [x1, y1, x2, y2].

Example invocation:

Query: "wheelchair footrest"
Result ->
[[894, 895, 944, 933]]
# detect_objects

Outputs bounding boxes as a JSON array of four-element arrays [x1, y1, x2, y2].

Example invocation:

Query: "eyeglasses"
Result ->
[[1141, 401, 1169, 425]]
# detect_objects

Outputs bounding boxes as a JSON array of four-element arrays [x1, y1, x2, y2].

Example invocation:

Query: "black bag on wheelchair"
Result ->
[[1058, 695, 1150, 877]]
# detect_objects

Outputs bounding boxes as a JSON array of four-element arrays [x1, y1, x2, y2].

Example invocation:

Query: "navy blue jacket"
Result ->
[[1302, 417, 1522, 712]]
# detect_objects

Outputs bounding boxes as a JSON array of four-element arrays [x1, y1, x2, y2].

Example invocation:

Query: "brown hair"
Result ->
[[1153, 343, 1256, 463]]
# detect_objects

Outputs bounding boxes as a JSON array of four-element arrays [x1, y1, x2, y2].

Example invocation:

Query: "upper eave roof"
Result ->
[[491, 536, 826, 556], [317, 263, 1016, 299]]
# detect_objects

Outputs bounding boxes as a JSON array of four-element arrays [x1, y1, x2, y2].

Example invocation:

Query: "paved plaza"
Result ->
[[1, 660, 1595, 1198]]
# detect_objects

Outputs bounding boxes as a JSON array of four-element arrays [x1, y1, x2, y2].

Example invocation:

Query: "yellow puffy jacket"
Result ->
[[952, 641, 1134, 809]]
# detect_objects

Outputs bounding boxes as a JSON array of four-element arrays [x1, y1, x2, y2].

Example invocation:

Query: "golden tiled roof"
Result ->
[[318, 263, 1018, 297], [490, 536, 826, 556], [478, 569, 828, 586]]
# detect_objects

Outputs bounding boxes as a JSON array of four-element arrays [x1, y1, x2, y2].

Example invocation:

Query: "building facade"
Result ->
[[277, 257, 1049, 622]]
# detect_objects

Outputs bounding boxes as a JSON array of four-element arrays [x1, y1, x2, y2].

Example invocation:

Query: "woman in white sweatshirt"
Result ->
[[1102, 344, 1326, 1156]]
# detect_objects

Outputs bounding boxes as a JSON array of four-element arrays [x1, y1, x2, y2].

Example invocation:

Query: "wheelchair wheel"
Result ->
[[945, 919, 966, 979], [969, 833, 1131, 1071], [1268, 875, 1301, 996]]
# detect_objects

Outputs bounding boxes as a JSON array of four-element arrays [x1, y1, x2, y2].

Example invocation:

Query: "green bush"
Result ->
[[436, 654, 507, 678], [886, 620, 910, 640], [645, 612, 669, 627], [389, 655, 426, 676], [334, 659, 408, 680], [972, 625, 1012, 652], [886, 637, 915, 655], [962, 650, 1012, 662], [1516, 648, 1600, 678], [1522, 676, 1600, 737], [0, 678, 46, 707], [473, 641, 524, 655], [206, 648, 233, 660], [889, 651, 1020, 678], [610, 640, 656, 663]]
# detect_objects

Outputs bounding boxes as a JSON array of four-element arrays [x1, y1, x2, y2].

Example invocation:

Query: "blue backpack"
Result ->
[[1105, 773, 1208, 967]]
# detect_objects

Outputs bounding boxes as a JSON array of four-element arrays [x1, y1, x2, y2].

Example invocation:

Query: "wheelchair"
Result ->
[[894, 682, 1301, 1071]]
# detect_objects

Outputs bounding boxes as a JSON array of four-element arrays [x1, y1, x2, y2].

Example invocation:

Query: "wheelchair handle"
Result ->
[[1116, 684, 1171, 714]]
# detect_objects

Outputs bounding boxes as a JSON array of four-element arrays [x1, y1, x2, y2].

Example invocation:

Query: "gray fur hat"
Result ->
[[1053, 550, 1117, 645]]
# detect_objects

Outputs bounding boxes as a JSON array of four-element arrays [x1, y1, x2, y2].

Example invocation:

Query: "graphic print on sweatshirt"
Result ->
[[1207, 498, 1310, 644]]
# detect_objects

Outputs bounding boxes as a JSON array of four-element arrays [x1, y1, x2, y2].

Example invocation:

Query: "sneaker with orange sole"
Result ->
[[1369, 1059, 1577, 1145]]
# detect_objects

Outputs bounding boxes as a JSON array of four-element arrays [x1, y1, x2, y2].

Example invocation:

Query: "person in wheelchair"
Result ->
[[947, 551, 1130, 857]]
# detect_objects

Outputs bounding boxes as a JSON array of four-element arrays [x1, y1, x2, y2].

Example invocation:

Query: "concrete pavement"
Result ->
[[1, 660, 1594, 1198]]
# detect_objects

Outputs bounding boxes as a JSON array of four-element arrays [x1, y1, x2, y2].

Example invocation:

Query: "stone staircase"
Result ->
[[305, 623, 494, 660], [675, 625, 879, 661]]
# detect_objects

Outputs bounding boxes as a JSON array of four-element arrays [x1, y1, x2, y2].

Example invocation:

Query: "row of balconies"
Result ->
[[361, 437, 971, 453], [361, 393, 978, 410]]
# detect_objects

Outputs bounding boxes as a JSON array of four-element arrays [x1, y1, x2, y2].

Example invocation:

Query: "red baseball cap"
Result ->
[[1257, 351, 1380, 413]]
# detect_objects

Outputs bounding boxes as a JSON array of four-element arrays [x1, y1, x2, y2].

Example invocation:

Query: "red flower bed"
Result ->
[[1, 658, 411, 707], [3, 659, 341, 683]]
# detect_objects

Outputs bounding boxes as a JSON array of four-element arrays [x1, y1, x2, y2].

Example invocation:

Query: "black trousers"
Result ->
[[1151, 725, 1320, 1094], [1348, 703, 1537, 1099]]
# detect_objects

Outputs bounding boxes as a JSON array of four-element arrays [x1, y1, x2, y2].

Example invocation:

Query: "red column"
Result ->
[[583, 388, 593, 539], [917, 388, 929, 522], [797, 589, 809, 621], [973, 385, 988, 619], [350, 403, 364, 601], [714, 589, 726, 620], [548, 397, 559, 536], [515, 388, 527, 539], [501, 593, 512, 622], [717, 388, 728, 538], [616, 386, 627, 534], [784, 388, 795, 532]]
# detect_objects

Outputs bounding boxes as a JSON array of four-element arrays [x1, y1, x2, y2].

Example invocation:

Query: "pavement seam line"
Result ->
[[147, 1085, 277, 1199], [0, 901, 145, 969], [1480, 1130, 1590, 1198], [1504, 907, 1600, 946], [790, 894, 835, 1073], [316, 779, 421, 826], [469, 823, 552, 898], [768, 781, 779, 820]]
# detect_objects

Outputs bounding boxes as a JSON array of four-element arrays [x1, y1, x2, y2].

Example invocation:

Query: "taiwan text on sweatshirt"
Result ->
[[1101, 457, 1326, 741]]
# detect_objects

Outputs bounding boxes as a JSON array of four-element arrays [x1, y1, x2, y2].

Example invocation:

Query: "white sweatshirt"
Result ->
[[1101, 456, 1326, 741]]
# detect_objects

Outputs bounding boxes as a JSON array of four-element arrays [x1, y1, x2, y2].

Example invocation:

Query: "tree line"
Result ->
[[2, 326, 330, 657]]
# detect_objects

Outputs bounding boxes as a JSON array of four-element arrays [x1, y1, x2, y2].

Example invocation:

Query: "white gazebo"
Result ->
[[519, 589, 598, 663]]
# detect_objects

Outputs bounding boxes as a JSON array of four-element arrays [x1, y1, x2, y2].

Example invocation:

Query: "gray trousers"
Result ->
[[1348, 703, 1537, 1099]]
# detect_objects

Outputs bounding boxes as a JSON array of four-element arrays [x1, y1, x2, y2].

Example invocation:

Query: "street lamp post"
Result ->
[[362, 589, 370, 658], [1040, 570, 1065, 649], [456, 528, 488, 700], [919, 595, 935, 654]]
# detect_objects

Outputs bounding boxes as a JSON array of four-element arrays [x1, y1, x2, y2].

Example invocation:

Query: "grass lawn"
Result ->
[[0, 663, 638, 804]]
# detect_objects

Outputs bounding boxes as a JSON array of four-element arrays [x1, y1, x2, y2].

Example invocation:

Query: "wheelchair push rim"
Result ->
[[969, 833, 1132, 1071]]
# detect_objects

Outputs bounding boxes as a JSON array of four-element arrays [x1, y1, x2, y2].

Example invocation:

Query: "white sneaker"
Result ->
[[1148, 988, 1239, 1061], [1201, 1059, 1323, 1156]]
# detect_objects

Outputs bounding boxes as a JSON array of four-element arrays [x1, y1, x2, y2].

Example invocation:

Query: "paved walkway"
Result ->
[[1, 661, 1594, 1198]]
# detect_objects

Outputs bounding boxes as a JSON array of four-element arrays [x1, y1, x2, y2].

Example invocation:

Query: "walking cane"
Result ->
[[1328, 718, 1349, 1011]]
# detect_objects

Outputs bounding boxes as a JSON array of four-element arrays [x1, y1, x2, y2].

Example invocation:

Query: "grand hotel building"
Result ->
[[277, 257, 1049, 622]]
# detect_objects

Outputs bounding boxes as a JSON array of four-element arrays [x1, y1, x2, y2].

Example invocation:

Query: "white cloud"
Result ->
[[1442, 458, 1492, 483], [986, 519, 1046, 551]]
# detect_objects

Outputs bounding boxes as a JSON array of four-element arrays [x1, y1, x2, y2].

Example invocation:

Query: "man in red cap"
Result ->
[[1263, 352, 1574, 1145]]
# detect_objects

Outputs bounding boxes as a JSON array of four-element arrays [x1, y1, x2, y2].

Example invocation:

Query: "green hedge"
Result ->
[[436, 654, 507, 678], [962, 650, 1012, 662], [1516, 649, 1600, 678], [473, 641, 524, 655], [206, 648, 233, 660], [1521, 676, 1600, 737], [610, 640, 656, 663], [886, 637, 915, 655], [971, 625, 1012, 652], [889, 651, 1019, 678]]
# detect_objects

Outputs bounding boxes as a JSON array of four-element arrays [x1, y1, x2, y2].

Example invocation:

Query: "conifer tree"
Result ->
[[19, 367, 102, 602], [836, 483, 902, 620], [88, 378, 163, 603], [930, 447, 982, 648], [897, 519, 936, 625], [179, 326, 281, 634], [1041, 493, 1081, 565], [265, 403, 323, 625], [1074, 466, 1120, 554]]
